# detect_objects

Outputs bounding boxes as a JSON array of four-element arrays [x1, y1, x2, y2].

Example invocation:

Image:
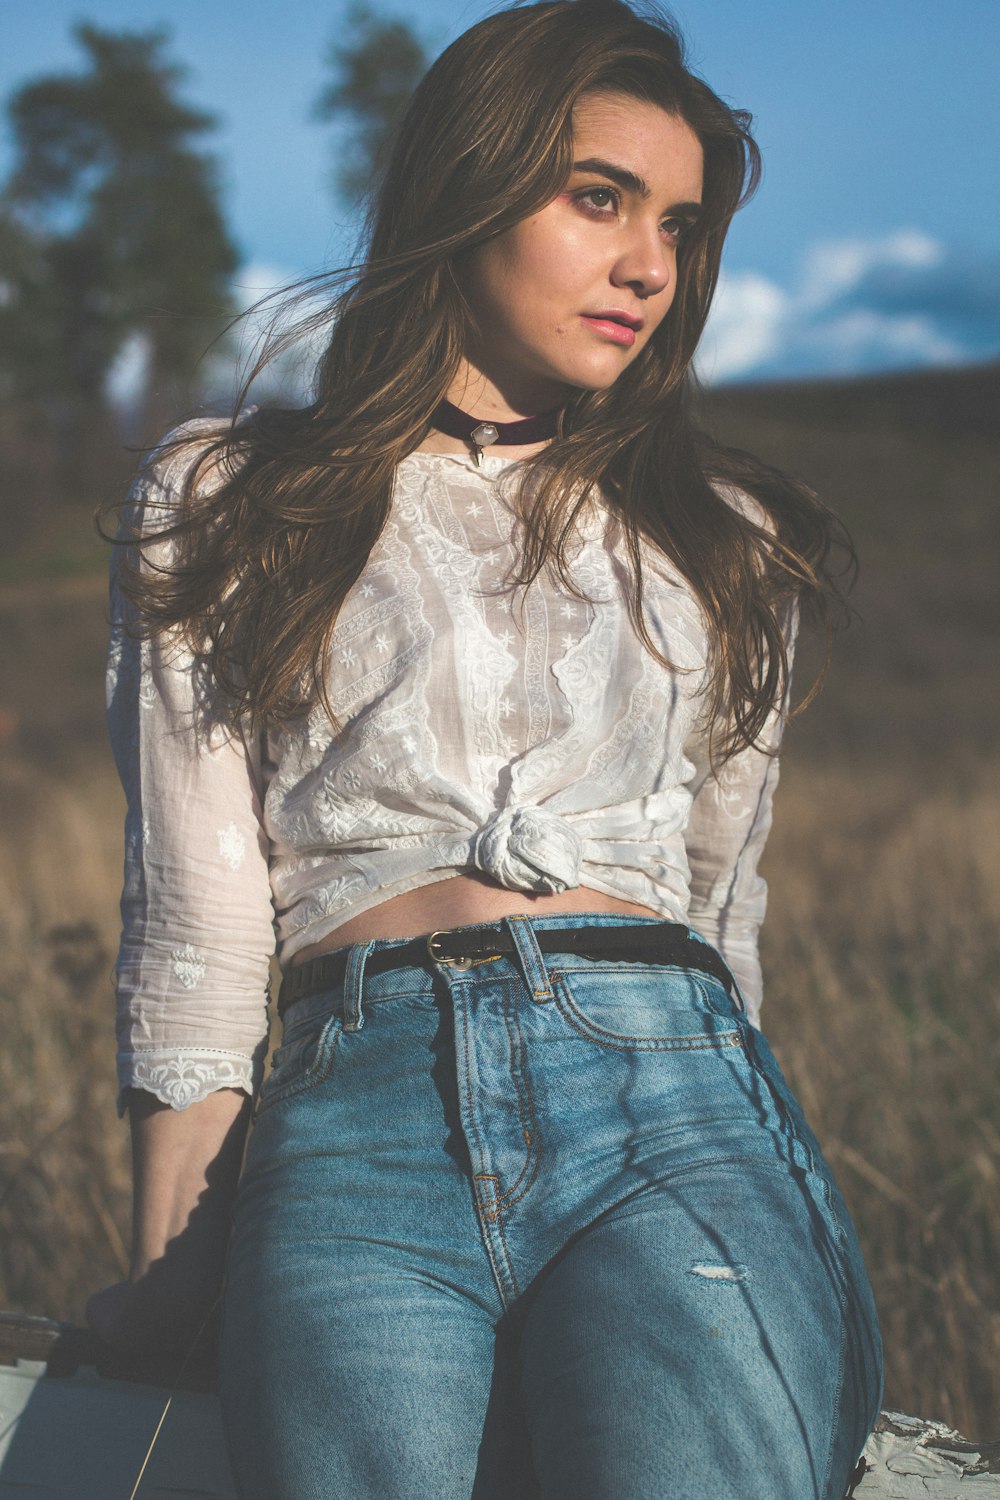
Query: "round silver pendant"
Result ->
[[470, 422, 500, 448]]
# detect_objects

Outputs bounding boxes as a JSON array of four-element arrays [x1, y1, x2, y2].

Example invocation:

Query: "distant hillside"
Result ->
[[1, 361, 995, 770], [699, 361, 999, 765], [702, 360, 1000, 440]]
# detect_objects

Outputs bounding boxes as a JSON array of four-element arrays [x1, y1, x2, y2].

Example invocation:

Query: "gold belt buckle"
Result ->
[[426, 930, 475, 970]]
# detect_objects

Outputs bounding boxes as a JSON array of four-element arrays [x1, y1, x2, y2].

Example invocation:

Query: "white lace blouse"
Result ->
[[108, 422, 794, 1110]]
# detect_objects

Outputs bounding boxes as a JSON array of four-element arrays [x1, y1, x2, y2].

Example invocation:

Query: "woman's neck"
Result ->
[[415, 363, 568, 458]]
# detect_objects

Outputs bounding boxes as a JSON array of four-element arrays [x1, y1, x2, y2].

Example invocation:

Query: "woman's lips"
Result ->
[[580, 315, 638, 347]]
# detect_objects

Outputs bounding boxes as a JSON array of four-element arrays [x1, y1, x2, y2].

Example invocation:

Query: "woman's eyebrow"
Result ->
[[573, 156, 650, 197], [571, 156, 702, 215]]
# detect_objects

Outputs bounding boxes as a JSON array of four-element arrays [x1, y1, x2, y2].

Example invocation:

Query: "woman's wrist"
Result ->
[[126, 1086, 251, 1278]]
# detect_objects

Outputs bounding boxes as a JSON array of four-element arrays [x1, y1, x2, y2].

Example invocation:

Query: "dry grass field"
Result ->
[[1, 365, 997, 1438]]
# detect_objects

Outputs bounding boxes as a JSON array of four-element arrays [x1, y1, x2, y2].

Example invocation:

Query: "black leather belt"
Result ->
[[278, 921, 734, 1017]]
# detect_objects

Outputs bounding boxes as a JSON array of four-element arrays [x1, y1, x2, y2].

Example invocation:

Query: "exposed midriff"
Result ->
[[292, 873, 662, 964]]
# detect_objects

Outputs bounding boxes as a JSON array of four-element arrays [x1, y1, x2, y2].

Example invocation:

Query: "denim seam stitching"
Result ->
[[819, 1206, 850, 1500], [255, 1018, 343, 1114], [561, 1026, 743, 1054], [475, 1172, 500, 1208], [459, 990, 489, 1182], [457, 974, 539, 1220], [458, 993, 511, 1300], [509, 914, 552, 1000], [492, 1205, 522, 1298], [473, 1175, 522, 1298], [465, 981, 540, 1214], [491, 1157, 540, 1213], [741, 1037, 821, 1177], [487, 983, 540, 1213], [554, 979, 743, 1052]]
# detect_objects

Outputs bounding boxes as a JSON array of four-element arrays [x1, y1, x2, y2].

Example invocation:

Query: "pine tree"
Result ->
[[0, 24, 239, 441], [314, 4, 428, 208]]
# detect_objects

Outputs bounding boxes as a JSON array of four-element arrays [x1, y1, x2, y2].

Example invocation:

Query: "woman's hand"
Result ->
[[86, 1271, 220, 1360], [87, 1280, 137, 1351]]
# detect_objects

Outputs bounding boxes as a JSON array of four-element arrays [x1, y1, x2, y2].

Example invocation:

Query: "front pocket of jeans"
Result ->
[[255, 1011, 344, 1114], [553, 966, 743, 1050]]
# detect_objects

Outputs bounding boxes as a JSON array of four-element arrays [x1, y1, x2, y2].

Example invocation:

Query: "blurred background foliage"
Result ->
[[0, 9, 425, 562], [0, 26, 237, 500], [313, 2, 428, 205], [0, 6, 998, 1446]]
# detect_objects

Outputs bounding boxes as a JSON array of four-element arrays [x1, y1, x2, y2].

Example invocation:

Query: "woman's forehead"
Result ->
[[569, 93, 704, 198]]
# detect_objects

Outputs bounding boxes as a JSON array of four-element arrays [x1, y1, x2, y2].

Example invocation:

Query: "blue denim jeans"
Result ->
[[220, 914, 883, 1499]]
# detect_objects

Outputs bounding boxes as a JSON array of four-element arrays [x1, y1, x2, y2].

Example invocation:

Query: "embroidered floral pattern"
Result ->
[[126, 1052, 253, 1110], [110, 437, 792, 1102], [171, 943, 206, 989], [218, 822, 247, 871]]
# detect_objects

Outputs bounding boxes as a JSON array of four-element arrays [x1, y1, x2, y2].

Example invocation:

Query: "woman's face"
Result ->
[[457, 91, 704, 414]]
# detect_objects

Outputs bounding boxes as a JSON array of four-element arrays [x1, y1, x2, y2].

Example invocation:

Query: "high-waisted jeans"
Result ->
[[220, 914, 883, 1500]]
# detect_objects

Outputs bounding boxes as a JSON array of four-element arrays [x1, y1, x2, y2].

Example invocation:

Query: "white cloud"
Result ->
[[799, 229, 943, 310], [798, 308, 964, 374], [698, 229, 996, 383], [104, 234, 997, 406], [696, 271, 789, 382]]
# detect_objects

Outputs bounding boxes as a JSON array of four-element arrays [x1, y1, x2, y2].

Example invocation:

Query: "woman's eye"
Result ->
[[661, 217, 685, 243], [576, 186, 619, 216]]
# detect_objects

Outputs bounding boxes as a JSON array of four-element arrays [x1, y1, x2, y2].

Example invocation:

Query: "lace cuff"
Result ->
[[117, 1046, 262, 1116]]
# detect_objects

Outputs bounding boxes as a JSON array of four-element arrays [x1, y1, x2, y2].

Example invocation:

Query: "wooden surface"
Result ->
[[2, 1313, 998, 1497], [857, 1414, 1000, 1497]]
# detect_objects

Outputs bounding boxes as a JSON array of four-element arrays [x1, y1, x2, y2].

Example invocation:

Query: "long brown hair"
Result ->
[[114, 0, 851, 756]]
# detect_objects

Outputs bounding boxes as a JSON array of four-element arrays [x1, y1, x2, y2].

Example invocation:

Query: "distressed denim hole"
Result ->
[[689, 1262, 750, 1283]]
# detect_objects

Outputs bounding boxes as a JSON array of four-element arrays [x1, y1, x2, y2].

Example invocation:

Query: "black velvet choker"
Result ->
[[430, 399, 561, 466]]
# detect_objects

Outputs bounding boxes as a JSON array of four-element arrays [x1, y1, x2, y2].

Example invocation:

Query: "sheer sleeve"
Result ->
[[107, 425, 276, 1112], [682, 602, 798, 1027]]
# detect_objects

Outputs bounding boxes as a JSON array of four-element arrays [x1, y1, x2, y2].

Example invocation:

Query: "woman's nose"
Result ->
[[611, 222, 673, 300]]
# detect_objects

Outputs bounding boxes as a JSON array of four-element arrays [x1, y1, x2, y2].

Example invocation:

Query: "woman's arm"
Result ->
[[683, 602, 798, 1025], [107, 429, 276, 1110], [683, 732, 782, 1021], [92, 429, 276, 1352], [88, 1089, 251, 1355]]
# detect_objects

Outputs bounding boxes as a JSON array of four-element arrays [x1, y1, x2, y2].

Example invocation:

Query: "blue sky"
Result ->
[[3, 0, 999, 383]]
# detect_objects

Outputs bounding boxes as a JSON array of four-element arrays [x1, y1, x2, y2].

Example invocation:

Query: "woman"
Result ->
[[90, 1, 883, 1495]]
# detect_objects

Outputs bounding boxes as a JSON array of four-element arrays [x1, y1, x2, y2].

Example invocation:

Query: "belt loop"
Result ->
[[343, 940, 375, 1032], [503, 916, 552, 1002]]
